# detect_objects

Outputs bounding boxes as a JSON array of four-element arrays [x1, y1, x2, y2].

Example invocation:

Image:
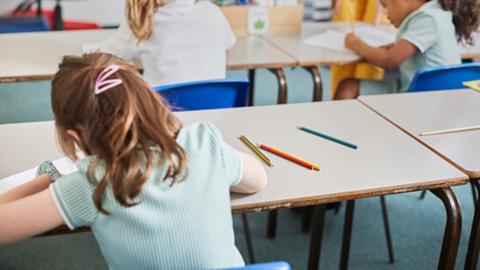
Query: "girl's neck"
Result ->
[[408, 0, 429, 14]]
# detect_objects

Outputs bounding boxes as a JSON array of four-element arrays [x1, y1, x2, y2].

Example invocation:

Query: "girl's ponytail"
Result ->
[[126, 0, 163, 42], [438, 0, 480, 44]]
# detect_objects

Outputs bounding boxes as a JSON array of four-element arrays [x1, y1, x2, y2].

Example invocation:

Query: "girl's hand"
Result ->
[[345, 33, 363, 51]]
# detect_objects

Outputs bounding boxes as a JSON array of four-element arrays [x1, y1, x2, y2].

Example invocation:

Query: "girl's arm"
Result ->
[[0, 174, 51, 204], [0, 188, 64, 246], [231, 152, 268, 194], [345, 33, 418, 69]]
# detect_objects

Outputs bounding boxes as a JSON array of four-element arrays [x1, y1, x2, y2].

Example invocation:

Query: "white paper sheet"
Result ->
[[0, 157, 78, 195], [303, 25, 396, 52]]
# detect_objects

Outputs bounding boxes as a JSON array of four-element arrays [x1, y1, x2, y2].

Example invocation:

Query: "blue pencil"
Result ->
[[298, 126, 358, 150]]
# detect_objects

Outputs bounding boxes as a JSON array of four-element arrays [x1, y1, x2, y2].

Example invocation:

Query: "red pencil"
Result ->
[[257, 144, 320, 171]]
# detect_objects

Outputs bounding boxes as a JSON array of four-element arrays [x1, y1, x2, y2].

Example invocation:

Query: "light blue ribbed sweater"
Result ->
[[50, 122, 244, 270]]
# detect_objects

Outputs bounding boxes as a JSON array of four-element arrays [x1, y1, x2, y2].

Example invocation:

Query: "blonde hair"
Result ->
[[51, 52, 187, 214], [126, 0, 163, 42]]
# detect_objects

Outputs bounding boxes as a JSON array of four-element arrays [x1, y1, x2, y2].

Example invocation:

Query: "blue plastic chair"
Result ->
[[0, 16, 49, 33], [223, 261, 291, 270], [409, 63, 480, 92], [152, 78, 249, 111]]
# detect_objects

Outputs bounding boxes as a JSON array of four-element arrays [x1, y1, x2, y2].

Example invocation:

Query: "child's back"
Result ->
[[101, 0, 235, 86], [52, 122, 244, 269]]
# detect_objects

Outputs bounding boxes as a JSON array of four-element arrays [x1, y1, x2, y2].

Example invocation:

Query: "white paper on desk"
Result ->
[[0, 157, 78, 195], [303, 27, 395, 52]]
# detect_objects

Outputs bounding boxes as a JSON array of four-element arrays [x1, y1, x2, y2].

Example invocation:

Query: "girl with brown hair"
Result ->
[[99, 0, 236, 86], [0, 52, 267, 269]]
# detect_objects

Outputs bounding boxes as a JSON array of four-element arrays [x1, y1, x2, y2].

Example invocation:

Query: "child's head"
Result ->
[[380, 0, 480, 44], [379, 0, 418, 28], [126, 0, 164, 42], [51, 52, 186, 213]]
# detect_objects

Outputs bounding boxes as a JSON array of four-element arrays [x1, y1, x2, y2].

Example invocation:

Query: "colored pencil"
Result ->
[[463, 80, 480, 92], [298, 126, 358, 150], [419, 125, 480, 136], [239, 135, 273, 167], [344, 0, 356, 33], [257, 144, 320, 171]]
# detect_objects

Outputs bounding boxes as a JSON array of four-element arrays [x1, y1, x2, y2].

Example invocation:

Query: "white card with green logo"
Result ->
[[248, 7, 269, 34]]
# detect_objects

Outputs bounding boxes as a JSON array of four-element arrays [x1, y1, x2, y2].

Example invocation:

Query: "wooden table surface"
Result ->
[[0, 29, 297, 83], [0, 100, 468, 213], [359, 89, 480, 178], [262, 22, 480, 67]]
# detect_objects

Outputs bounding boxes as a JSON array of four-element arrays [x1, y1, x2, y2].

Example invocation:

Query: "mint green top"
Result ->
[[397, 0, 461, 91], [360, 0, 461, 95], [49, 122, 244, 270]]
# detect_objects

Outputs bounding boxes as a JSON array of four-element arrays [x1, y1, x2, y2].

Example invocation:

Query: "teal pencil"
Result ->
[[298, 126, 358, 150]]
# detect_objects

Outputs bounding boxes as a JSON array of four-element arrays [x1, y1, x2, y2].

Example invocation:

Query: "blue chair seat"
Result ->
[[0, 16, 49, 33], [409, 63, 480, 92], [222, 261, 291, 270], [152, 78, 249, 111]]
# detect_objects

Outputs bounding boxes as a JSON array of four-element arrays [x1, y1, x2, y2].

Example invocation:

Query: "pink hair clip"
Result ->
[[94, 65, 123, 95]]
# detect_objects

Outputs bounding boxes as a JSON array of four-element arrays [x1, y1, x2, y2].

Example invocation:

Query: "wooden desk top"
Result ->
[[0, 100, 468, 213], [227, 35, 297, 70], [0, 30, 114, 82], [359, 89, 480, 179], [261, 22, 361, 66], [0, 29, 297, 83], [263, 22, 480, 66]]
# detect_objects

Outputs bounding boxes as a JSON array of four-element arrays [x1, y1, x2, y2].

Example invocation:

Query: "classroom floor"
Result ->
[[0, 69, 477, 269]]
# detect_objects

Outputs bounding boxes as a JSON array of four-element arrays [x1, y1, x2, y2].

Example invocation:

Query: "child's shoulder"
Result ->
[[194, 1, 228, 19], [403, 2, 451, 28]]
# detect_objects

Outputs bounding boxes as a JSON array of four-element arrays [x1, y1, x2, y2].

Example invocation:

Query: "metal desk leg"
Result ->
[[302, 206, 314, 233], [266, 210, 277, 239], [248, 69, 256, 106], [241, 214, 256, 263], [380, 196, 395, 264], [340, 200, 355, 270], [465, 179, 480, 270], [268, 68, 288, 104], [308, 204, 326, 270], [305, 66, 323, 102], [430, 188, 462, 270]]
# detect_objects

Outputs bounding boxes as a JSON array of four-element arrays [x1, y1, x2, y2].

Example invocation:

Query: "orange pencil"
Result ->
[[258, 144, 320, 171]]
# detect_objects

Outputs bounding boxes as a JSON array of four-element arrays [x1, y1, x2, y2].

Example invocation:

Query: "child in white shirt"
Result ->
[[100, 0, 236, 86]]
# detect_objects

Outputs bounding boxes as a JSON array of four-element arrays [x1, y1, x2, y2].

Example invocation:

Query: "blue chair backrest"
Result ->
[[152, 78, 249, 111], [222, 261, 291, 270], [409, 63, 480, 92], [0, 16, 49, 33]]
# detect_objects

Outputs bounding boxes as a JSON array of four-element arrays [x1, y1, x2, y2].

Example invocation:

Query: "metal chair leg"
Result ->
[[241, 214, 255, 263], [266, 210, 277, 239], [248, 69, 255, 106], [380, 196, 395, 264], [419, 190, 427, 199]]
